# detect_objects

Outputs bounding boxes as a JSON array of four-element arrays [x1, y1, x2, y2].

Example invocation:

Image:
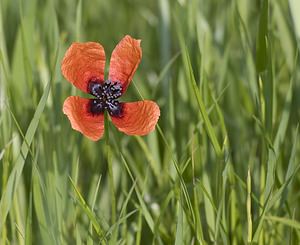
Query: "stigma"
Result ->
[[88, 79, 123, 117]]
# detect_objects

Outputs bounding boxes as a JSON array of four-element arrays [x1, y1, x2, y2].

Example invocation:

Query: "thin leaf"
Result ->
[[0, 73, 52, 233]]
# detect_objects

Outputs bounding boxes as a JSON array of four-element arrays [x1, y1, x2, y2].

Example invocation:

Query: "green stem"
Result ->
[[247, 168, 252, 244], [104, 112, 116, 224], [258, 75, 266, 245]]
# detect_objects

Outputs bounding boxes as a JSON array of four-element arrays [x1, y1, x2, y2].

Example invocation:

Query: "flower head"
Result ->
[[62, 35, 160, 141]]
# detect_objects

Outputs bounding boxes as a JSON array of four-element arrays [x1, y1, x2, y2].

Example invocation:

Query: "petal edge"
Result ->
[[63, 96, 105, 141], [108, 35, 142, 93], [61, 42, 106, 93], [111, 100, 160, 136]]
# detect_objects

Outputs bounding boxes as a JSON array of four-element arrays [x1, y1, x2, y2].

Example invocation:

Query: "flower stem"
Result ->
[[104, 112, 116, 224], [247, 168, 252, 244]]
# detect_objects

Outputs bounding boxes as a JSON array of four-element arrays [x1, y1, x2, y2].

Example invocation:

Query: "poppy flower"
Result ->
[[62, 35, 160, 141]]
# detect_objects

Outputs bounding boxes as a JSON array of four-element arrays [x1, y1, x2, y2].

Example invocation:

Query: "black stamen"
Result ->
[[88, 79, 123, 117]]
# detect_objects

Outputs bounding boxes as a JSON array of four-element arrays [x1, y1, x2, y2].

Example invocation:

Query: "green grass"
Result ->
[[0, 0, 300, 244]]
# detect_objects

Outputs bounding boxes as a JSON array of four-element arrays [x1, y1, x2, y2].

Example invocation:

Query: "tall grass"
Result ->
[[0, 0, 300, 244]]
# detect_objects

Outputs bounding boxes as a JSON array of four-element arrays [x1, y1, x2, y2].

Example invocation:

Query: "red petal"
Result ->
[[111, 101, 160, 136], [63, 96, 104, 141], [61, 42, 106, 93], [108, 35, 142, 93]]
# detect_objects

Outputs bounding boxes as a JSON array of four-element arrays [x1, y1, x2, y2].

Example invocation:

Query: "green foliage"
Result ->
[[0, 0, 300, 244]]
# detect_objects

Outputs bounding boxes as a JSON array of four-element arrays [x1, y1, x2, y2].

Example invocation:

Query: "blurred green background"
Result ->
[[1, 0, 300, 244]]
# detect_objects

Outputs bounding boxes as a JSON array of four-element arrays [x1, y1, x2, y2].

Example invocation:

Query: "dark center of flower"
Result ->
[[88, 79, 123, 117]]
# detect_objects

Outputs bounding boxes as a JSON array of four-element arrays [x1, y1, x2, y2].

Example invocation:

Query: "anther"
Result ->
[[88, 79, 123, 116]]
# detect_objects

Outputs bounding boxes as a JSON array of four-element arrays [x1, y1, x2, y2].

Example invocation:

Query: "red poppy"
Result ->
[[62, 35, 160, 141]]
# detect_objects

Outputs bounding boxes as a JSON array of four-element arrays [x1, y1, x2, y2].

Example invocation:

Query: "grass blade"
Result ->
[[256, 0, 269, 73], [69, 176, 108, 239], [0, 79, 51, 233]]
